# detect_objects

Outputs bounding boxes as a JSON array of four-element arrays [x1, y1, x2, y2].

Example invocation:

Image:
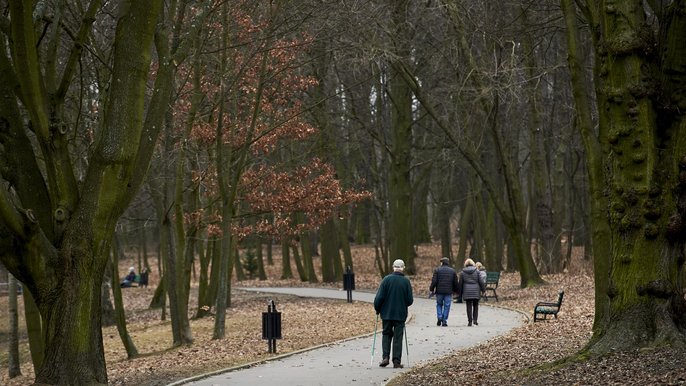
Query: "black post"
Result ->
[[343, 266, 355, 303], [262, 299, 282, 353]]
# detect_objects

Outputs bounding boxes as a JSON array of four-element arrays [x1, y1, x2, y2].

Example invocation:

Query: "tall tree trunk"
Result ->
[[560, 0, 612, 342], [320, 217, 339, 282], [291, 242, 307, 281], [456, 197, 474, 263], [412, 164, 433, 245], [110, 237, 138, 359], [388, 0, 416, 274], [36, 261, 108, 383], [256, 238, 267, 281], [437, 202, 454, 261], [8, 274, 21, 378], [522, 7, 558, 274], [563, 0, 686, 352], [280, 239, 294, 280], [336, 216, 354, 270], [234, 244, 246, 281], [267, 238, 274, 266], [170, 55, 203, 341], [482, 197, 498, 271], [195, 237, 212, 318], [300, 230, 318, 283], [434, 158, 459, 261], [101, 280, 116, 327]]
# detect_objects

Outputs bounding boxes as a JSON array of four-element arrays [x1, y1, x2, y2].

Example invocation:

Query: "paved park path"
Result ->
[[173, 287, 526, 386]]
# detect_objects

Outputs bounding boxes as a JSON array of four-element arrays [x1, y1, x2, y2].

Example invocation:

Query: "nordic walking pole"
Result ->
[[370, 314, 379, 366], [404, 324, 410, 367]]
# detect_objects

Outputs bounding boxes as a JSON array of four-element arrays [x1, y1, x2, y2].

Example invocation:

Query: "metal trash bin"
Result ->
[[343, 266, 355, 303], [262, 299, 282, 353]]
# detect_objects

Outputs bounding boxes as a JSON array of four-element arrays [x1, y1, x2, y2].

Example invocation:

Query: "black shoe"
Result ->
[[468, 321, 472, 326], [474, 321, 478, 326], [442, 320, 447, 327], [379, 358, 389, 367], [437, 319, 442, 326], [393, 362, 404, 368]]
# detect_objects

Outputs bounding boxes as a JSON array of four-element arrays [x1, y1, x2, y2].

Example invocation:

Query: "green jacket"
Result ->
[[374, 272, 413, 321]]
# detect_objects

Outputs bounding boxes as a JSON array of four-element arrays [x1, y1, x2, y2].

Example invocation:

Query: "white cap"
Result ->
[[392, 259, 405, 270], [129, 266, 135, 272]]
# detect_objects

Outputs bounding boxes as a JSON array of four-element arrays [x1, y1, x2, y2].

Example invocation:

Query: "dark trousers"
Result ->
[[466, 299, 480, 323], [381, 319, 405, 364]]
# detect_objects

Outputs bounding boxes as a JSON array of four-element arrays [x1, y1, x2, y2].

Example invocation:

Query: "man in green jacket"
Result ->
[[373, 259, 414, 368]]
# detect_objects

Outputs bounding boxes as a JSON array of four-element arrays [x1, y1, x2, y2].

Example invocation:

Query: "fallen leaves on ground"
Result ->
[[2, 243, 685, 385]]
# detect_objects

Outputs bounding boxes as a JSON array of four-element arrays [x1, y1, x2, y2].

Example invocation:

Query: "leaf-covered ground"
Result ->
[[2, 243, 685, 385]]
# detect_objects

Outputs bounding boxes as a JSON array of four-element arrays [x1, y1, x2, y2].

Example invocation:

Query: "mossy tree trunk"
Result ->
[[22, 286, 43, 374], [562, 0, 686, 352], [0, 1, 166, 383]]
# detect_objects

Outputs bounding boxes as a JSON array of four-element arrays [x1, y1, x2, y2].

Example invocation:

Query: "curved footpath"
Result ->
[[173, 287, 526, 386]]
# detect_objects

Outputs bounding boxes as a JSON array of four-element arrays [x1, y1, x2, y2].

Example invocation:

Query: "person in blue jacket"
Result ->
[[374, 259, 414, 368]]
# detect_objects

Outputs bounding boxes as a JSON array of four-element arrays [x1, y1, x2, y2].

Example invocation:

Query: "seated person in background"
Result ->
[[139, 268, 149, 288], [121, 266, 137, 288]]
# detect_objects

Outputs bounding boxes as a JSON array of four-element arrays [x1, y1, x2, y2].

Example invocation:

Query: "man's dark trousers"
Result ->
[[381, 319, 405, 363]]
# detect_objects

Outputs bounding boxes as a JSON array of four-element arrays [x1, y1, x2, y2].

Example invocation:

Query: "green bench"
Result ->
[[533, 290, 564, 322], [482, 271, 500, 302]]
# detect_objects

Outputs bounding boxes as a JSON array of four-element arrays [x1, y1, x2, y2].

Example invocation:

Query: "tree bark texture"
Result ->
[[0, 1, 164, 383], [563, 0, 686, 352]]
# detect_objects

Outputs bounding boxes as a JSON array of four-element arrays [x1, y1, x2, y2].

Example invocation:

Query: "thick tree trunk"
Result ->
[[36, 260, 109, 384], [563, 0, 686, 352]]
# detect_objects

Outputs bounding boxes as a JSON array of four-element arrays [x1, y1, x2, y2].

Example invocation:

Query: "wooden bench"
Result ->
[[482, 271, 500, 301], [533, 290, 564, 322]]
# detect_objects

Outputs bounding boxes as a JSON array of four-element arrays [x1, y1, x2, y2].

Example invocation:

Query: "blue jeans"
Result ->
[[435, 293, 452, 321]]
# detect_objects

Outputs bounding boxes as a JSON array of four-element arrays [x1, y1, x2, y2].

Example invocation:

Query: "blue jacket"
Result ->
[[374, 272, 413, 321]]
